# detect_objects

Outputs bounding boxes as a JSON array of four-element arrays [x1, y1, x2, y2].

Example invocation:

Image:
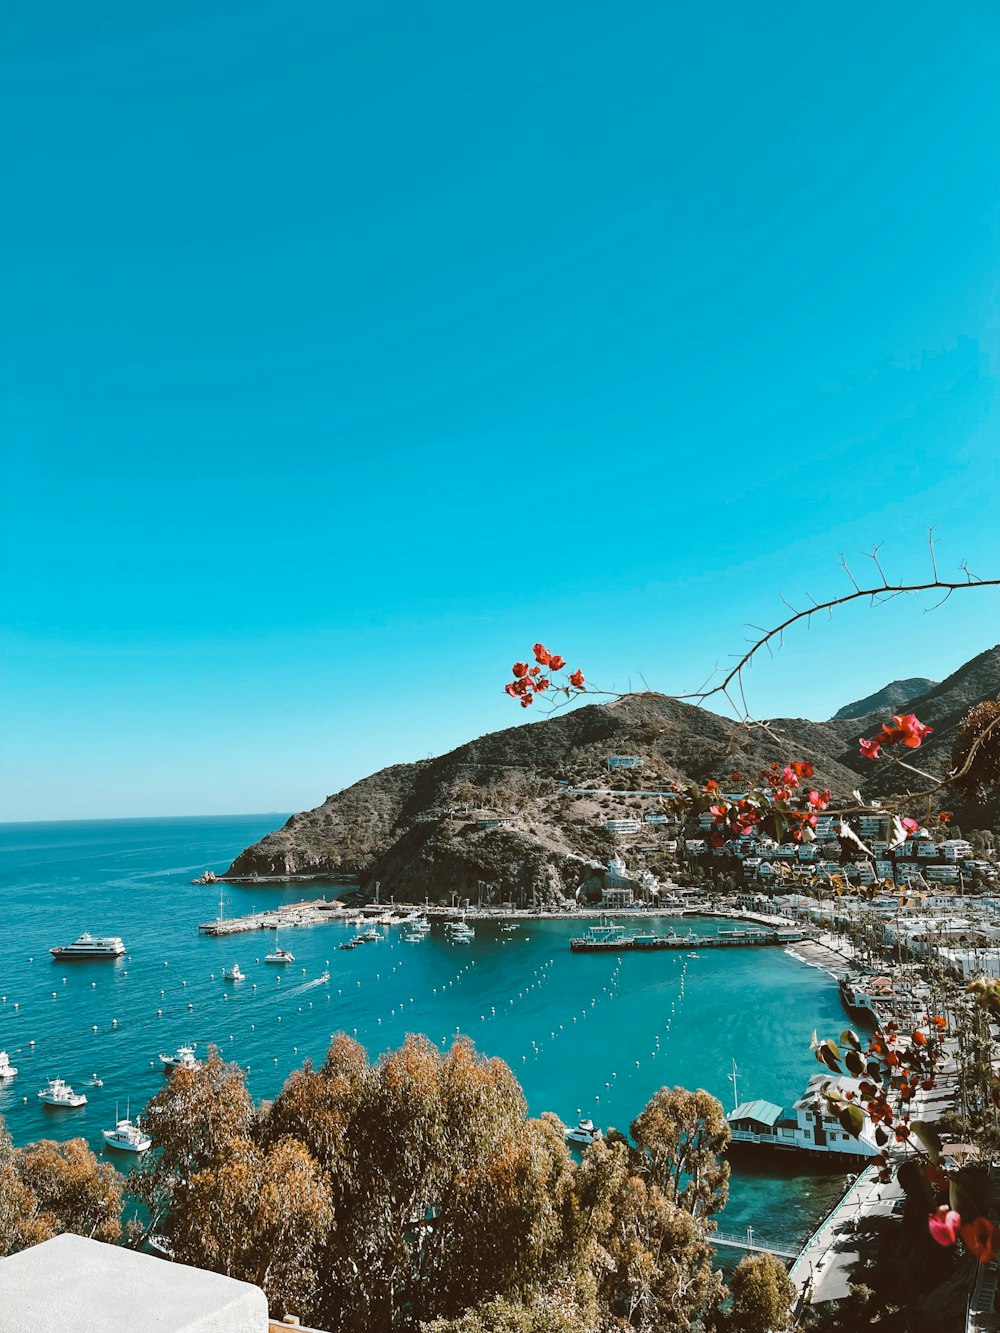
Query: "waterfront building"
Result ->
[[728, 1075, 881, 1158]]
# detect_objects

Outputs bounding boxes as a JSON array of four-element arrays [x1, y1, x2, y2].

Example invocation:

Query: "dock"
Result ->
[[198, 900, 341, 936], [569, 928, 802, 953]]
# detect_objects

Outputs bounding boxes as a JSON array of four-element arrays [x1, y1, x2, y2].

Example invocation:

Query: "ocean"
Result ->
[[0, 813, 850, 1259]]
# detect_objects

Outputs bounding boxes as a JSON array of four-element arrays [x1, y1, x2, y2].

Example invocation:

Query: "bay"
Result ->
[[0, 814, 849, 1259]]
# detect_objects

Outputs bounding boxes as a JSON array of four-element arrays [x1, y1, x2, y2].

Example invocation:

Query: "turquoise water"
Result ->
[[0, 815, 849, 1257]]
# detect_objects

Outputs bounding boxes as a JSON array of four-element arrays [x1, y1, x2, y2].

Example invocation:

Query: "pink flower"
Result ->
[[928, 1207, 962, 1247], [860, 738, 881, 760], [901, 817, 920, 834]]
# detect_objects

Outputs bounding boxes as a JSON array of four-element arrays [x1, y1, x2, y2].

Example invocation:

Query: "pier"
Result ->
[[712, 1228, 797, 1260], [197, 900, 340, 936], [569, 927, 802, 953]]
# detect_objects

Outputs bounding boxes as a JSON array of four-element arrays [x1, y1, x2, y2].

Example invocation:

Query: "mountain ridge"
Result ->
[[226, 645, 1000, 903]]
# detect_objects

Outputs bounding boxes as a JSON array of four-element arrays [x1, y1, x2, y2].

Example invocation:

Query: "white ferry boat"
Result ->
[[0, 1051, 17, 1079], [222, 964, 245, 981], [50, 933, 126, 959], [159, 1045, 200, 1072], [38, 1078, 87, 1108], [565, 1118, 603, 1147], [102, 1105, 151, 1153]]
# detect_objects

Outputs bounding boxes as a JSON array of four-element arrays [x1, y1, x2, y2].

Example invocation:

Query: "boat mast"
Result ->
[[728, 1059, 739, 1113]]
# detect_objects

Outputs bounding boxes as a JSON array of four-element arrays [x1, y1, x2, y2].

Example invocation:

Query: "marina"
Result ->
[[0, 814, 869, 1265]]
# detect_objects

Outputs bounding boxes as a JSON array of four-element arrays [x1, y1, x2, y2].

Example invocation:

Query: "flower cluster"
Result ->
[[505, 645, 585, 708], [860, 713, 933, 761], [929, 1208, 1000, 1263]]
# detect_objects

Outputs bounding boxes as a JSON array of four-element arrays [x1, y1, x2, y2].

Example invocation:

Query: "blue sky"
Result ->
[[2, 1, 998, 820]]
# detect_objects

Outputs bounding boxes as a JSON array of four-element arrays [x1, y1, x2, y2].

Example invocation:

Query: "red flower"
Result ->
[[894, 713, 933, 748], [928, 1206, 962, 1247], [569, 669, 585, 689], [505, 679, 529, 697], [938, 811, 952, 824], [512, 662, 530, 678], [860, 738, 881, 760], [548, 655, 566, 672], [791, 761, 814, 779], [519, 694, 534, 708], [533, 677, 550, 692], [781, 766, 800, 788], [807, 789, 831, 810], [532, 644, 551, 666], [961, 1216, 1000, 1264], [704, 780, 719, 793]]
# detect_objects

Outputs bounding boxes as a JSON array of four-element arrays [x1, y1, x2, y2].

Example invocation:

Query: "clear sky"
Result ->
[[2, 1, 998, 821]]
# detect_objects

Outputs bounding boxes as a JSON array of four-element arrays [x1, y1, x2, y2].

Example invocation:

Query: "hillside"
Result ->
[[831, 677, 937, 721], [226, 646, 1000, 903]]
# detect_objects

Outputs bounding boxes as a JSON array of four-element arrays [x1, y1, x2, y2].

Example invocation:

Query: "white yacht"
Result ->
[[222, 964, 245, 981], [159, 1045, 200, 1072], [0, 1051, 17, 1079], [565, 1118, 602, 1147], [102, 1105, 151, 1153], [264, 930, 294, 964], [38, 1078, 87, 1108], [360, 927, 381, 943], [50, 933, 126, 960], [446, 920, 475, 944]]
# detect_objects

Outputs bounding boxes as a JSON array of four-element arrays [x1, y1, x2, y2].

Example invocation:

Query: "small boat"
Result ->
[[0, 1051, 17, 1079], [360, 927, 381, 943], [222, 964, 245, 981], [565, 1118, 602, 1147], [49, 933, 126, 959], [264, 929, 294, 964], [500, 923, 519, 933], [686, 952, 700, 959], [38, 1078, 87, 1108], [340, 938, 360, 950], [102, 1104, 151, 1153], [88, 1074, 104, 1088], [159, 1045, 200, 1072]]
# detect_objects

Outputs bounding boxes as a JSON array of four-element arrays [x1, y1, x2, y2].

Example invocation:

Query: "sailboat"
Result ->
[[264, 929, 294, 964]]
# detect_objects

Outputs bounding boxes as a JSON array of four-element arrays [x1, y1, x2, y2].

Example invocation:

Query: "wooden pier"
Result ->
[[198, 900, 340, 936]]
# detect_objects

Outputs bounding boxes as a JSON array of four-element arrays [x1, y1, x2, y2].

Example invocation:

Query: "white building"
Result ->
[[941, 839, 974, 862], [603, 818, 642, 834], [727, 1074, 881, 1158], [606, 755, 644, 770]]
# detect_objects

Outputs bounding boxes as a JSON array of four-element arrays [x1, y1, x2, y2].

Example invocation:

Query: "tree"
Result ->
[[630, 1086, 731, 1218], [0, 1122, 122, 1256], [725, 1252, 794, 1333]]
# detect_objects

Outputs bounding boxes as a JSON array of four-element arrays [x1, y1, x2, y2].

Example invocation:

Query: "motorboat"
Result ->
[[264, 929, 294, 964], [38, 1078, 87, 1108], [340, 937, 360, 950], [102, 1105, 151, 1153], [686, 952, 700, 959], [500, 923, 519, 933], [565, 1118, 602, 1147], [50, 933, 126, 959], [222, 964, 245, 981], [446, 921, 474, 944], [360, 927, 381, 943], [0, 1051, 17, 1079], [159, 1045, 200, 1072], [88, 1074, 104, 1088]]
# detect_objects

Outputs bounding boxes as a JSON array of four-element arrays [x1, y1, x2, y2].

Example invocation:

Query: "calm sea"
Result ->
[[0, 814, 849, 1258]]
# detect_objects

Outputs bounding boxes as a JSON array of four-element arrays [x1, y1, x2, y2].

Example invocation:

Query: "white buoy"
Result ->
[[157, 1009, 162, 1016], [29, 1039, 35, 1046]]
